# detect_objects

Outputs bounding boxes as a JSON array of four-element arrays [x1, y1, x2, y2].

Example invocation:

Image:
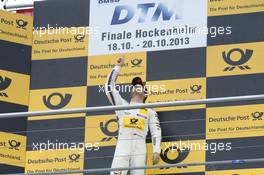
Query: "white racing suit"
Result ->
[[105, 65, 161, 175]]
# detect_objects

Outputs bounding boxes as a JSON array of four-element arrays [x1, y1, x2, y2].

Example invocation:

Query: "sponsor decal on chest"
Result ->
[[122, 109, 149, 131]]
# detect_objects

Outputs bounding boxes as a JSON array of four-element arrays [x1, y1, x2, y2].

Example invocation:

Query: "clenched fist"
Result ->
[[117, 56, 126, 66]]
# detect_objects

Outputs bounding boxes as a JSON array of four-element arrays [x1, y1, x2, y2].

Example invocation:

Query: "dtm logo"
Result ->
[[43, 92, 72, 110], [222, 48, 253, 71], [252, 112, 263, 121], [100, 119, 118, 142], [190, 85, 202, 94], [131, 59, 142, 67], [16, 19, 28, 29], [160, 146, 190, 169], [0, 76, 12, 97], [69, 154, 80, 163], [74, 34, 85, 43], [8, 140, 21, 151], [111, 3, 180, 25]]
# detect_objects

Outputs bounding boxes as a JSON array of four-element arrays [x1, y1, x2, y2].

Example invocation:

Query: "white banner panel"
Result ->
[[89, 0, 207, 55]]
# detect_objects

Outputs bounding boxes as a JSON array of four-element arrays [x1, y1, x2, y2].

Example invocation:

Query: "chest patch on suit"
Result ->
[[137, 108, 148, 119], [122, 117, 145, 131], [139, 109, 148, 115]]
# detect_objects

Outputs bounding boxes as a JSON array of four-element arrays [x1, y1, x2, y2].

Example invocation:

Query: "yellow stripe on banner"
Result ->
[[154, 105, 206, 112], [32, 27, 88, 60], [207, 104, 264, 139], [85, 115, 118, 147], [146, 140, 205, 174], [87, 52, 147, 86], [0, 132, 26, 167], [208, 0, 264, 16], [28, 86, 87, 120], [0, 10, 32, 46], [146, 78, 206, 111], [207, 42, 264, 77], [0, 69, 30, 106], [25, 149, 84, 174]]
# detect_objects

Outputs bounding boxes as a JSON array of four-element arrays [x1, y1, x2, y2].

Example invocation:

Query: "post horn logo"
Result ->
[[0, 76, 12, 97], [190, 85, 202, 94], [8, 140, 21, 150], [100, 119, 118, 142], [16, 19, 28, 29], [69, 154, 80, 163], [43, 92, 72, 110], [131, 59, 143, 67], [252, 112, 263, 121], [222, 48, 253, 71], [130, 118, 138, 125], [74, 34, 85, 42], [160, 146, 190, 169]]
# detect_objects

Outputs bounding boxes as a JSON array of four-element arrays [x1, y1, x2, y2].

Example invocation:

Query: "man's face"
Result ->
[[131, 85, 146, 100]]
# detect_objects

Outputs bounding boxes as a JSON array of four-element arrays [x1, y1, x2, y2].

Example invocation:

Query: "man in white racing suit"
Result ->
[[105, 57, 162, 175]]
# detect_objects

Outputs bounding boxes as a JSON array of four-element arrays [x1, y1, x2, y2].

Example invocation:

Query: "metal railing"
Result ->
[[0, 94, 264, 119], [8, 158, 264, 175], [1, 94, 264, 175], [3, 0, 41, 10]]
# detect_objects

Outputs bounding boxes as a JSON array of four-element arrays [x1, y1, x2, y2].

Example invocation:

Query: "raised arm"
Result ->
[[149, 110, 162, 165], [105, 57, 127, 106]]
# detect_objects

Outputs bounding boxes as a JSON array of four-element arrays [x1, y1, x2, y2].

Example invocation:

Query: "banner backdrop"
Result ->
[[0, 10, 32, 174], [89, 0, 207, 55], [23, 0, 264, 175]]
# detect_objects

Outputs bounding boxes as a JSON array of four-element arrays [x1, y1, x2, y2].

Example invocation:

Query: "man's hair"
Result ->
[[131, 77, 148, 103]]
